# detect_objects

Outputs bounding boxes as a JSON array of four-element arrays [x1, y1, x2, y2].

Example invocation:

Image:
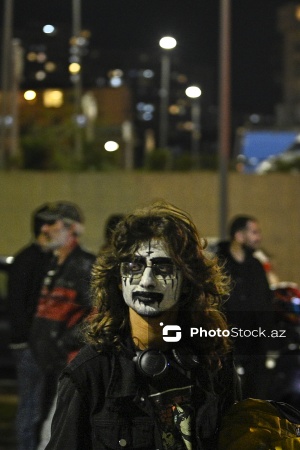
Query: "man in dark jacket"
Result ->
[[29, 201, 96, 449], [8, 204, 53, 450], [46, 200, 240, 450], [216, 215, 275, 399]]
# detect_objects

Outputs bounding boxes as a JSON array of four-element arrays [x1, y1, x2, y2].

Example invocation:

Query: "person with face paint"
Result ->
[[45, 200, 241, 450]]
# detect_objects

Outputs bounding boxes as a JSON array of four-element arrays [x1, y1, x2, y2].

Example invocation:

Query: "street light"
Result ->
[[218, 0, 231, 239], [159, 36, 177, 150], [185, 86, 202, 166]]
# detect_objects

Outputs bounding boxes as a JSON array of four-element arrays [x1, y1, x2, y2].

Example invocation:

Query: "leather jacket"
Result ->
[[46, 344, 241, 450], [29, 246, 96, 373]]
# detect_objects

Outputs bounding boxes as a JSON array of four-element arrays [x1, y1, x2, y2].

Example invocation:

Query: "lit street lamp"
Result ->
[[159, 36, 177, 150], [185, 86, 202, 167]]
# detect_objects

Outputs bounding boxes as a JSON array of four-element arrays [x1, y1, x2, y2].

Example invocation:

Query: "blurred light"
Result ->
[[4, 116, 13, 126], [69, 55, 80, 63], [27, 52, 37, 62], [74, 114, 87, 127], [291, 296, 300, 305], [43, 90, 63, 108], [70, 74, 80, 84], [169, 105, 180, 115], [177, 74, 188, 84], [143, 69, 154, 78], [36, 52, 47, 63], [35, 71, 46, 81], [249, 156, 258, 166], [142, 112, 153, 121], [144, 104, 154, 113], [159, 36, 177, 50], [288, 343, 298, 351], [76, 37, 88, 46], [109, 77, 122, 88], [104, 141, 119, 152], [24, 90, 37, 101], [69, 46, 81, 55], [43, 24, 55, 34], [185, 86, 202, 99], [69, 62, 81, 74], [265, 357, 276, 370], [236, 366, 245, 376], [81, 29, 91, 39], [296, 6, 300, 21], [137, 102, 146, 111], [138, 103, 154, 112], [249, 114, 261, 124], [177, 121, 193, 131], [108, 69, 123, 78], [44, 61, 56, 73], [6, 256, 14, 264]]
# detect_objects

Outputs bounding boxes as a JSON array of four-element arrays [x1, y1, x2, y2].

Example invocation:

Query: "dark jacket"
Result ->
[[7, 242, 52, 346], [46, 344, 241, 450], [29, 245, 95, 373], [216, 241, 274, 355]]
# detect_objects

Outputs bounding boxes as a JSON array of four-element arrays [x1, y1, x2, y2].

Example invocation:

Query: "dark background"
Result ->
[[8, 0, 288, 114]]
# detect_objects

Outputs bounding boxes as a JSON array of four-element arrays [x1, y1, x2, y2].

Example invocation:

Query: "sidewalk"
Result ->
[[0, 379, 17, 450]]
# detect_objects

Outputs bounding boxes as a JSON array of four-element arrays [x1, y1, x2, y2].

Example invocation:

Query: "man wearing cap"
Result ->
[[29, 201, 96, 449]]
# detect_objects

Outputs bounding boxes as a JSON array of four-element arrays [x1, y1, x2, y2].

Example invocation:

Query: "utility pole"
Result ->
[[72, 0, 83, 164], [218, 0, 231, 239], [0, 0, 14, 169]]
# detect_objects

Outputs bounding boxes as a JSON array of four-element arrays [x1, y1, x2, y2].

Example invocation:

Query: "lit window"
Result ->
[[43, 90, 63, 108]]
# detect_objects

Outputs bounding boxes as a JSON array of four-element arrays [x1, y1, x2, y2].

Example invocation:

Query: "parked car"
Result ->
[[0, 256, 16, 379]]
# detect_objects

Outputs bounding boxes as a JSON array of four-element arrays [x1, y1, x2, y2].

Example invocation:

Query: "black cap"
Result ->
[[35, 201, 84, 224]]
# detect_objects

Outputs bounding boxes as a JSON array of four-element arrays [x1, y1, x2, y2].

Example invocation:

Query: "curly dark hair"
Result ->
[[84, 200, 231, 359]]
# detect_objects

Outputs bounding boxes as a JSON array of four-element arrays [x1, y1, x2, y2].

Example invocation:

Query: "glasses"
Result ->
[[120, 261, 177, 280]]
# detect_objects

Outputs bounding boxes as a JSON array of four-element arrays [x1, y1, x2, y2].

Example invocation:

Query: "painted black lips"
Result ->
[[132, 292, 163, 303]]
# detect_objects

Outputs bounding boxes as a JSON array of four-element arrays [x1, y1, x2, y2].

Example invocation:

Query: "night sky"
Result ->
[[5, 0, 291, 114]]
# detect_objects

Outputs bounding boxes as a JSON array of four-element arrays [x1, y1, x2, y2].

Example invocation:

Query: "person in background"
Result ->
[[29, 201, 96, 450], [7, 204, 53, 450], [100, 213, 125, 252], [216, 215, 275, 399], [46, 200, 240, 450]]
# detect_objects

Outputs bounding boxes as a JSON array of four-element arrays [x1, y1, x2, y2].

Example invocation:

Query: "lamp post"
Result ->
[[0, 0, 14, 169], [185, 86, 202, 167], [218, 0, 231, 239], [71, 0, 83, 164], [159, 36, 177, 150]]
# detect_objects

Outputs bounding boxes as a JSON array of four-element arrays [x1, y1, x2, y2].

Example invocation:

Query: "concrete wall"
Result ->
[[1, 171, 299, 285]]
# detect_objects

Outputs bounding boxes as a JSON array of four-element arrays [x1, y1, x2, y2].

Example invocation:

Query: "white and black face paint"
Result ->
[[121, 239, 183, 317]]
